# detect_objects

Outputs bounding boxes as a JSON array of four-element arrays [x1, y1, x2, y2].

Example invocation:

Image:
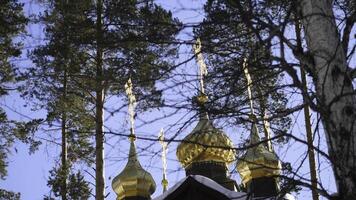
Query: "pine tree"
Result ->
[[0, 189, 20, 200], [21, 1, 95, 199], [197, 0, 356, 198], [86, 1, 181, 199], [195, 0, 291, 142], [45, 168, 91, 200], [25, 1, 181, 199], [298, 1, 355, 198], [0, 1, 43, 199], [0, 0, 27, 178]]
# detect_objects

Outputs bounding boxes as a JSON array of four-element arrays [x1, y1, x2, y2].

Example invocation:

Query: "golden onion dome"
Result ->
[[237, 123, 281, 185], [112, 136, 156, 200], [176, 113, 236, 168]]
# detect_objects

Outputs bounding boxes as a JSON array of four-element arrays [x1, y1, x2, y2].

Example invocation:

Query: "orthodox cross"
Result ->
[[158, 128, 168, 192], [243, 58, 255, 115], [243, 58, 261, 144], [243, 59, 272, 150], [193, 38, 208, 94], [125, 78, 137, 139]]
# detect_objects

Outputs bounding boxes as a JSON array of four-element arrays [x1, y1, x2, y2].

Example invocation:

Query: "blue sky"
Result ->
[[0, 0, 338, 199]]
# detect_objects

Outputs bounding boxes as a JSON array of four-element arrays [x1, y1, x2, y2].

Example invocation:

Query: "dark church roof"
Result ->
[[154, 175, 295, 200], [154, 175, 248, 200]]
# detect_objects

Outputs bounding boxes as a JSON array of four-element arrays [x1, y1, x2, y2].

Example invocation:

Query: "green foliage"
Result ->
[[21, 0, 181, 198], [12, 119, 43, 154], [66, 0, 182, 109], [195, 0, 291, 138], [0, 118, 42, 179], [0, 189, 20, 200], [67, 171, 91, 200], [279, 162, 303, 196], [0, 110, 12, 179], [45, 167, 91, 200], [0, 0, 27, 94], [23, 0, 182, 142], [67, 129, 95, 165], [19, 1, 96, 198], [0, 0, 32, 181], [21, 0, 95, 164]]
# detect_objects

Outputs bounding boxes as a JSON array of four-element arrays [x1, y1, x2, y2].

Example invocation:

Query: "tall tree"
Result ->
[[298, 1, 355, 198], [22, 1, 95, 199], [0, 1, 43, 199], [31, 1, 182, 199], [0, 0, 27, 178], [198, 0, 356, 199], [45, 169, 91, 200], [195, 1, 291, 145], [94, 1, 105, 198], [87, 1, 181, 198], [295, 20, 319, 200]]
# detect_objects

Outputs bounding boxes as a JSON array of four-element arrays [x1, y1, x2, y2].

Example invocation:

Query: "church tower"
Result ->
[[237, 121, 281, 198], [176, 38, 237, 190], [112, 41, 287, 200], [112, 79, 156, 200], [236, 59, 282, 198], [112, 134, 157, 200], [176, 93, 237, 190]]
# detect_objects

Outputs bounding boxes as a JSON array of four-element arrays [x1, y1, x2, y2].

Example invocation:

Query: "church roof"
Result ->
[[154, 175, 247, 200], [237, 123, 281, 185], [154, 175, 294, 200], [112, 136, 156, 200], [176, 112, 236, 168]]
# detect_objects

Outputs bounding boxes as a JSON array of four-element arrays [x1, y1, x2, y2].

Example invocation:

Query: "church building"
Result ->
[[111, 39, 294, 200]]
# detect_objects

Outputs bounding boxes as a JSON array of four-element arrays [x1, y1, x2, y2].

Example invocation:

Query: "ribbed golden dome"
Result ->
[[112, 137, 156, 200], [176, 113, 236, 168], [237, 123, 281, 185]]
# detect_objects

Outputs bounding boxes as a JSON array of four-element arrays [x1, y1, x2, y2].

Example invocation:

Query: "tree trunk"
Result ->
[[301, 67, 319, 200], [95, 85, 105, 200], [300, 0, 356, 198], [95, 0, 105, 199], [61, 67, 68, 200]]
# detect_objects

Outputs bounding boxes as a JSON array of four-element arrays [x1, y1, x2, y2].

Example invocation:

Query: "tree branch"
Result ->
[[342, 12, 356, 55], [351, 68, 356, 79]]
